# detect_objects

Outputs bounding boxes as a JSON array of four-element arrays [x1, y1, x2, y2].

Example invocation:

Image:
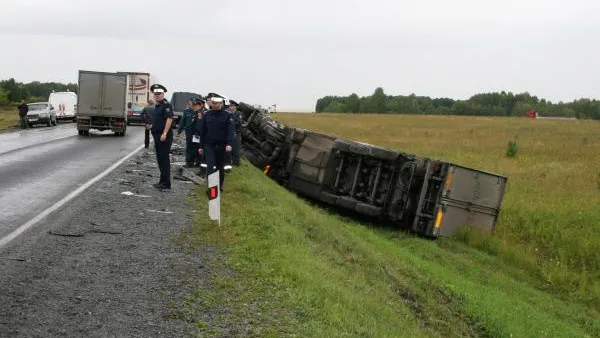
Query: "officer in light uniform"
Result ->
[[149, 84, 175, 190], [198, 95, 234, 191]]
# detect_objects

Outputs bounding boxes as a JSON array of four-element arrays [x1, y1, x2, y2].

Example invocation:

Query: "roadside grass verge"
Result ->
[[0, 107, 19, 131], [176, 163, 600, 337], [274, 112, 600, 310]]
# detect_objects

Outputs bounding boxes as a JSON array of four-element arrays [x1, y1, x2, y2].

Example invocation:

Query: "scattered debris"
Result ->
[[48, 228, 123, 237], [145, 209, 173, 214], [88, 229, 123, 235], [121, 191, 152, 198], [48, 230, 84, 237], [176, 166, 206, 186], [2, 257, 28, 262], [119, 180, 135, 187]]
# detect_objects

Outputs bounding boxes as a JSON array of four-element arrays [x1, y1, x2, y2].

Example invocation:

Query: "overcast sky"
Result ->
[[1, 0, 599, 111]]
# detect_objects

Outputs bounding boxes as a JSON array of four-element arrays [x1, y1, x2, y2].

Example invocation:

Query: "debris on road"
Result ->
[[145, 209, 173, 214], [121, 191, 151, 198]]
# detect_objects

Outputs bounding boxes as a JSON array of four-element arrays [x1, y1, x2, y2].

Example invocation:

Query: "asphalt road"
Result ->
[[0, 124, 147, 241]]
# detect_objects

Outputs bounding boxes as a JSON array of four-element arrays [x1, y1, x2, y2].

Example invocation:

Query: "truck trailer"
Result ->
[[75, 70, 128, 136], [237, 103, 508, 238]]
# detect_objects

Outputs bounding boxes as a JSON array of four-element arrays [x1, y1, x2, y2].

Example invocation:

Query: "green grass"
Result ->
[[0, 107, 19, 131], [273, 113, 600, 310], [175, 162, 600, 337]]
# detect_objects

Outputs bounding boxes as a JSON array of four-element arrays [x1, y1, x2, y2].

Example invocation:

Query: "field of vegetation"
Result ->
[[176, 112, 600, 337], [0, 107, 18, 131]]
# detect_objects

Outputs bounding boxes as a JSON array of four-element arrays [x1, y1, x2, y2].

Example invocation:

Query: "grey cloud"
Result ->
[[1, 0, 600, 111]]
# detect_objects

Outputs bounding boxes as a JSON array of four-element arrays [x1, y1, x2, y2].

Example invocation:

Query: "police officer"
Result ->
[[198, 95, 234, 191], [177, 96, 198, 167], [141, 98, 154, 148], [228, 100, 243, 166], [149, 84, 175, 190], [189, 96, 207, 167]]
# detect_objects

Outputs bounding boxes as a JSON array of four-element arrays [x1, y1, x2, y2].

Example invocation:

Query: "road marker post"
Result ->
[[207, 171, 221, 226]]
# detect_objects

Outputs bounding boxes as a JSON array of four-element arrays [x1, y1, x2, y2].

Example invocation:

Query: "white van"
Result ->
[[48, 91, 77, 122]]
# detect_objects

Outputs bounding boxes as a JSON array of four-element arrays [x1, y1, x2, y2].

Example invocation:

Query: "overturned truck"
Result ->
[[237, 103, 508, 238]]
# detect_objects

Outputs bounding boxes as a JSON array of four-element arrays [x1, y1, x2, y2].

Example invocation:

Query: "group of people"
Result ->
[[142, 84, 243, 191]]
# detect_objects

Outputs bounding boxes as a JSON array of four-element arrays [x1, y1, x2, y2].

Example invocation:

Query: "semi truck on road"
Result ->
[[76, 70, 128, 136]]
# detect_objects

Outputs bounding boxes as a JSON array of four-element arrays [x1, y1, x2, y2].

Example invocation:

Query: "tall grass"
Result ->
[[0, 107, 19, 131], [275, 113, 600, 309], [178, 164, 599, 337]]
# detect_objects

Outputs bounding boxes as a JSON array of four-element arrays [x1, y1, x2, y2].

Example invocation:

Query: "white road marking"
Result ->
[[0, 144, 145, 249]]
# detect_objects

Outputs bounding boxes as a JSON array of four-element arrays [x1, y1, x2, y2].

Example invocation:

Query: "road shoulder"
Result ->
[[0, 142, 211, 337]]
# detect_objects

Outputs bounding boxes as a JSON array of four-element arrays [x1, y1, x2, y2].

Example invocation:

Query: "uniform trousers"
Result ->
[[152, 131, 173, 187], [184, 130, 198, 165], [204, 143, 226, 188], [232, 131, 242, 166], [144, 129, 150, 148]]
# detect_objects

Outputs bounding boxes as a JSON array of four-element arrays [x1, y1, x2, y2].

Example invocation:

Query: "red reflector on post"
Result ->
[[208, 186, 218, 200]]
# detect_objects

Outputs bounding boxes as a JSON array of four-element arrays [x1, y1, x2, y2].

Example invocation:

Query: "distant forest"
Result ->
[[315, 87, 600, 120], [0, 78, 77, 105]]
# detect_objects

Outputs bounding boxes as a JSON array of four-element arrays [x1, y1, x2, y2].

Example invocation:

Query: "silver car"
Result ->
[[27, 102, 58, 127]]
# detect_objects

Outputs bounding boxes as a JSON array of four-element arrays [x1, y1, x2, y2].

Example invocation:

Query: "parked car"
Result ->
[[126, 102, 146, 125], [27, 102, 57, 127]]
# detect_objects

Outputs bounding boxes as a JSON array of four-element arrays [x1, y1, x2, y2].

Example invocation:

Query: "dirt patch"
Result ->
[[0, 140, 215, 337]]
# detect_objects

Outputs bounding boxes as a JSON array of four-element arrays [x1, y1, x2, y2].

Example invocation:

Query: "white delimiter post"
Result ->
[[207, 171, 221, 226]]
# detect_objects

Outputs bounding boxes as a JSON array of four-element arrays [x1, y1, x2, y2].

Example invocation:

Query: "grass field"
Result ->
[[273, 113, 600, 306], [0, 107, 19, 131], [175, 112, 600, 336]]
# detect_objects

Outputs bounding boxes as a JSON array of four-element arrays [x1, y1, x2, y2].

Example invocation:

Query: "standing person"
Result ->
[[192, 97, 209, 173], [141, 98, 154, 148], [17, 100, 28, 129], [198, 95, 234, 191], [177, 97, 199, 167], [228, 100, 243, 166], [189, 96, 207, 167], [149, 84, 175, 190]]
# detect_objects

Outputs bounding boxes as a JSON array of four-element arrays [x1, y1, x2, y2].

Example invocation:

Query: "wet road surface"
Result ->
[[0, 124, 147, 240], [0, 124, 77, 156]]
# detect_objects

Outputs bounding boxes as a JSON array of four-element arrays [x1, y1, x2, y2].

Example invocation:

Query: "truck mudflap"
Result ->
[[415, 164, 508, 237]]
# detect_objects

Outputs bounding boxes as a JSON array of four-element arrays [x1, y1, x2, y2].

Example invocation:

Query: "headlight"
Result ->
[[40, 111, 49, 117]]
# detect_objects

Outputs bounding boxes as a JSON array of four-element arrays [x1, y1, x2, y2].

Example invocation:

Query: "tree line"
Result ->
[[0, 78, 77, 106], [315, 87, 600, 120]]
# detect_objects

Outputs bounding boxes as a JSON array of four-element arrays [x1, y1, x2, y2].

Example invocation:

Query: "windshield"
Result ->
[[28, 104, 48, 110], [130, 104, 144, 112]]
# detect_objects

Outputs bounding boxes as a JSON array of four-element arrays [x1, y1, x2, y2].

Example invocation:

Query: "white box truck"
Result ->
[[75, 70, 128, 136], [118, 71, 160, 125]]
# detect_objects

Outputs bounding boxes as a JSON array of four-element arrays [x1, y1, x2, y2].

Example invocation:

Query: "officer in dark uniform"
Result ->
[[191, 97, 209, 173], [177, 96, 199, 167], [198, 95, 235, 191], [141, 98, 154, 148], [228, 100, 243, 166], [149, 84, 175, 190]]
